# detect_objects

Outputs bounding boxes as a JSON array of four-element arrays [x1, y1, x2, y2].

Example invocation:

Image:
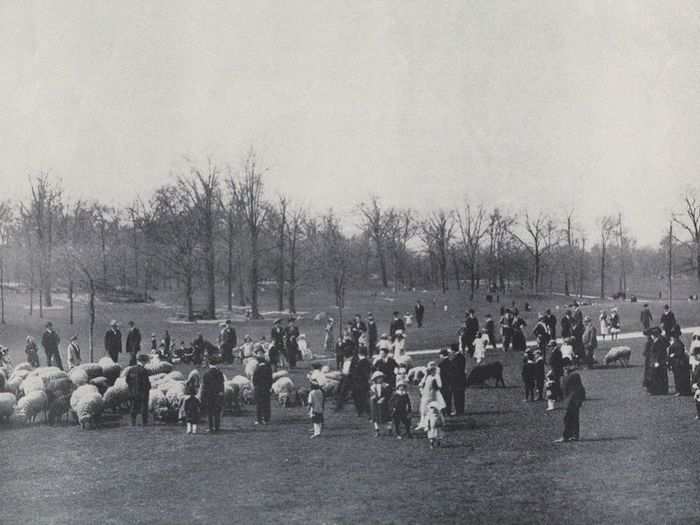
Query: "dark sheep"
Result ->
[[466, 362, 505, 387]]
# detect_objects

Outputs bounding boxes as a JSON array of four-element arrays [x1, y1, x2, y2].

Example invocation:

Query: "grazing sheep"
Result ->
[[407, 366, 427, 385], [224, 381, 241, 413], [20, 374, 45, 396], [0, 392, 17, 422], [14, 362, 33, 373], [16, 390, 48, 423], [74, 392, 104, 429], [466, 362, 506, 388], [148, 389, 169, 421], [69, 367, 89, 386], [89, 376, 110, 395], [47, 394, 71, 425], [70, 384, 100, 411], [78, 363, 104, 381], [103, 378, 130, 412], [97, 357, 121, 385], [604, 346, 632, 367], [271, 376, 296, 407], [145, 356, 173, 376], [6, 370, 29, 395]]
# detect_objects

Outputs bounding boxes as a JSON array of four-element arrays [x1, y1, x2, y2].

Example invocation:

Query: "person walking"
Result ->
[[125, 321, 142, 366], [555, 367, 586, 442], [125, 354, 151, 426], [668, 334, 692, 396], [252, 347, 273, 425], [271, 319, 286, 368], [369, 371, 391, 437], [201, 360, 225, 432], [41, 321, 62, 370], [414, 300, 425, 328], [438, 349, 454, 416], [484, 314, 496, 347], [66, 335, 81, 370], [582, 317, 598, 367], [647, 329, 669, 395], [390, 381, 413, 439], [104, 320, 122, 363], [416, 362, 445, 431], [389, 311, 406, 341], [463, 310, 479, 357], [599, 311, 609, 341], [660, 304, 677, 339], [308, 380, 325, 438], [449, 344, 467, 416], [499, 309, 513, 352], [351, 348, 371, 417], [640, 304, 653, 331]]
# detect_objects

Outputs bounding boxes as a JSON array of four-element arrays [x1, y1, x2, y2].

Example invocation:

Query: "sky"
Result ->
[[1, 1, 699, 247]]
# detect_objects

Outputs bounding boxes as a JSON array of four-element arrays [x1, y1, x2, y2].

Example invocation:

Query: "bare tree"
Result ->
[[320, 211, 351, 336], [510, 211, 556, 294], [359, 196, 391, 288], [455, 202, 488, 300], [180, 159, 221, 318], [385, 208, 417, 292], [421, 210, 454, 293], [674, 188, 700, 283], [486, 208, 515, 292], [286, 203, 306, 314], [0, 201, 13, 324], [273, 195, 288, 312], [598, 215, 617, 299], [231, 149, 268, 319]]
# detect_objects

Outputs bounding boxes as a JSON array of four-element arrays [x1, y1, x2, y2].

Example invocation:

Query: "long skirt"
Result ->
[[563, 401, 580, 440], [647, 365, 669, 395], [418, 390, 445, 429], [672, 364, 692, 396]]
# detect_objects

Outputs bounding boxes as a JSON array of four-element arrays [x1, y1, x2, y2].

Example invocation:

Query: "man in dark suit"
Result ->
[[125, 321, 142, 366], [373, 347, 397, 391], [351, 348, 372, 417], [366, 312, 378, 355], [545, 309, 557, 340], [104, 320, 122, 364], [438, 349, 454, 416], [660, 304, 676, 338], [219, 319, 238, 364], [555, 368, 586, 442], [285, 318, 300, 369], [41, 321, 62, 370], [202, 360, 225, 432], [125, 354, 151, 426], [350, 314, 367, 348], [414, 300, 425, 328], [252, 347, 273, 425], [389, 312, 405, 341], [271, 319, 286, 366], [449, 343, 467, 415], [463, 309, 479, 357]]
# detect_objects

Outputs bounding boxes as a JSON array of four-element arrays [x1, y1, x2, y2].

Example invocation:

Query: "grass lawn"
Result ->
[[2, 287, 700, 524]]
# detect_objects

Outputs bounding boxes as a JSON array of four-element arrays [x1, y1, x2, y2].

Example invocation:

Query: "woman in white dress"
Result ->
[[415, 361, 445, 431], [599, 310, 609, 340]]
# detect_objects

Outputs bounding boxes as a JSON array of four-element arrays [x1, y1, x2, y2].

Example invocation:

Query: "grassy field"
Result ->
[[2, 287, 700, 524]]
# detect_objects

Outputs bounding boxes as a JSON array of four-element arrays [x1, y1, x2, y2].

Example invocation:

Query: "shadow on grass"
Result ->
[[591, 365, 639, 370], [465, 410, 514, 416], [577, 436, 638, 442]]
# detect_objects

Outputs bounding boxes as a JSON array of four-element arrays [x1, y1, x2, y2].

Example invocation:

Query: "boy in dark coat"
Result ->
[[125, 321, 142, 366], [390, 382, 413, 439], [183, 394, 201, 434], [125, 354, 151, 426], [201, 361, 225, 432], [252, 348, 273, 424]]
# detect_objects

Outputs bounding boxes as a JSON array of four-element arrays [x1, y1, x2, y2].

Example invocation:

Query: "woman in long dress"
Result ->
[[415, 361, 445, 431], [668, 334, 692, 396], [323, 318, 335, 355], [599, 311, 609, 340], [647, 331, 669, 395]]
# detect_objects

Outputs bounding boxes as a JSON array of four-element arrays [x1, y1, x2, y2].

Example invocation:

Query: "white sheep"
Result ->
[[224, 381, 241, 413], [20, 374, 45, 396], [70, 384, 100, 412], [78, 363, 104, 380], [148, 389, 169, 420], [244, 357, 258, 380], [271, 376, 296, 407], [145, 356, 173, 375], [0, 392, 17, 422], [16, 390, 48, 423], [103, 377, 130, 411], [272, 370, 289, 381], [166, 371, 186, 382], [69, 367, 89, 386], [604, 346, 631, 367], [231, 375, 254, 404], [75, 391, 104, 429], [97, 357, 121, 384], [14, 362, 33, 373]]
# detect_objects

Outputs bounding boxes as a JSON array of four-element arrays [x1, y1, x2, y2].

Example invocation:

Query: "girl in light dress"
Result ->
[[599, 311, 609, 340], [472, 331, 490, 364], [415, 362, 445, 431]]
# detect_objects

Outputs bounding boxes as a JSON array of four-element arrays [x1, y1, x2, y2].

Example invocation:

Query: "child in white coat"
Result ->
[[426, 401, 445, 448]]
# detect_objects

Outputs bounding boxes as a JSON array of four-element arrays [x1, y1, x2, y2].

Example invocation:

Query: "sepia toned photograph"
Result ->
[[1, 2, 699, 524]]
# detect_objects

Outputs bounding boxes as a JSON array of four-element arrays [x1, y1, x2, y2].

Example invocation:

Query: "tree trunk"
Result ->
[[250, 230, 261, 319], [227, 219, 234, 311], [39, 288, 43, 318], [69, 279, 74, 325], [600, 244, 606, 299], [88, 278, 95, 362], [205, 237, 216, 319], [377, 245, 389, 288], [277, 234, 285, 312], [185, 272, 194, 322], [288, 259, 296, 314], [0, 257, 5, 324], [534, 252, 541, 295]]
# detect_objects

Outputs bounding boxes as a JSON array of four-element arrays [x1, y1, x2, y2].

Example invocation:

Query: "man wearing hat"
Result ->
[[369, 370, 390, 436], [389, 311, 405, 341], [271, 318, 285, 368], [350, 314, 367, 348], [533, 313, 551, 352], [463, 309, 479, 357], [640, 304, 653, 331], [219, 319, 238, 365], [438, 349, 455, 416], [285, 318, 300, 369], [126, 354, 151, 426], [660, 304, 677, 338], [104, 320, 122, 364], [367, 313, 378, 355], [499, 309, 514, 352], [414, 300, 425, 328], [560, 309, 573, 339], [252, 346, 273, 425], [201, 358, 225, 432], [373, 346, 397, 392], [548, 339, 564, 382], [351, 347, 372, 417], [125, 321, 142, 366], [41, 321, 63, 370], [582, 316, 598, 366]]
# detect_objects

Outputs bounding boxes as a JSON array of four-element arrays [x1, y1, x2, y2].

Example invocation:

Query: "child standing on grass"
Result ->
[[694, 386, 700, 420], [426, 401, 445, 448], [390, 381, 412, 439], [545, 370, 561, 411], [370, 371, 391, 437], [183, 393, 201, 434], [308, 380, 325, 438]]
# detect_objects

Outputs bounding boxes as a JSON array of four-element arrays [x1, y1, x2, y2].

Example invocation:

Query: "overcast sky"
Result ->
[[1, 1, 698, 247]]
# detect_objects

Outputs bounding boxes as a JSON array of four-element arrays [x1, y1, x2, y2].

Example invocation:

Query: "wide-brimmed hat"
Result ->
[[110, 320, 118, 327], [395, 330, 404, 338], [427, 401, 442, 411], [371, 371, 385, 382], [426, 361, 437, 371], [547, 340, 558, 348]]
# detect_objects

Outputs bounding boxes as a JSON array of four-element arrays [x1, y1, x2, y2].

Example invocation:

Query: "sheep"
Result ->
[[166, 371, 185, 382], [231, 375, 254, 404], [604, 346, 632, 367], [16, 390, 48, 423], [466, 362, 506, 388], [272, 370, 289, 381], [20, 374, 45, 396], [89, 376, 110, 395], [70, 384, 100, 412], [271, 376, 296, 407], [148, 389, 169, 421], [68, 366, 89, 386], [224, 381, 241, 413], [78, 363, 104, 381], [103, 377, 130, 412], [244, 357, 258, 380], [407, 366, 427, 385], [145, 356, 173, 375], [74, 391, 104, 429], [14, 362, 33, 373], [97, 357, 121, 385], [6, 371, 28, 395], [0, 392, 17, 422], [47, 394, 72, 425]]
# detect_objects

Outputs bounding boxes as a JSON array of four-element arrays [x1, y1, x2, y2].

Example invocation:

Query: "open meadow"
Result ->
[[2, 287, 700, 524]]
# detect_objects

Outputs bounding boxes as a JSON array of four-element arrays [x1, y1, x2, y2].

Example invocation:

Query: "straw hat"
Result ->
[[371, 371, 385, 382]]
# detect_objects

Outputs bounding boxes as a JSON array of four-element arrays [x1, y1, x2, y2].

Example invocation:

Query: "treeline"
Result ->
[[0, 151, 699, 330]]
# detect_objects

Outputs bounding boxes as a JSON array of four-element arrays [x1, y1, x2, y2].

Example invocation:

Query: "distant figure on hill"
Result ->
[[414, 300, 425, 328]]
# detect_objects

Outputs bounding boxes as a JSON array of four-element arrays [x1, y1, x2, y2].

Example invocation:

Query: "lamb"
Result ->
[[466, 361, 506, 387], [271, 376, 296, 407], [604, 346, 632, 367], [16, 390, 48, 423], [0, 392, 17, 422]]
